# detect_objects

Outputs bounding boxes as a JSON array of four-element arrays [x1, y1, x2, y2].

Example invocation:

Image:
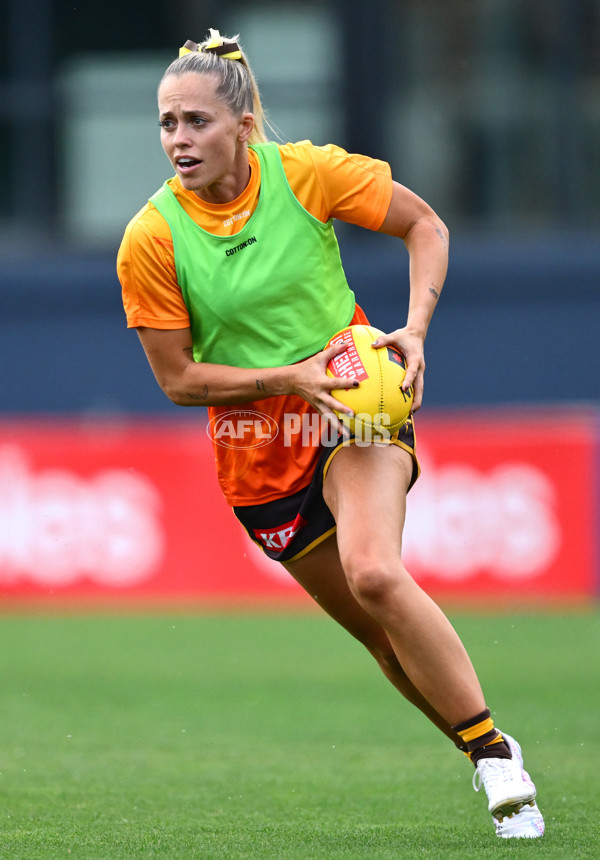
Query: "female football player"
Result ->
[[117, 29, 544, 839]]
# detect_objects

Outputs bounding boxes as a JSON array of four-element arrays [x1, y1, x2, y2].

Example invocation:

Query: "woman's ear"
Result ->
[[239, 112, 255, 142]]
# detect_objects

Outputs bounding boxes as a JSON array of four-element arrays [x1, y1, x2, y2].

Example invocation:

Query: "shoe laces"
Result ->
[[473, 757, 518, 793]]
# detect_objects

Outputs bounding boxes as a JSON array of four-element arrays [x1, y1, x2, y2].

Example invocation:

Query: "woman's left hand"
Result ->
[[371, 328, 426, 411]]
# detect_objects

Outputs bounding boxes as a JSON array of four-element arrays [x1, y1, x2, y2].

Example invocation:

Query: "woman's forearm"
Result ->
[[404, 214, 449, 340], [164, 361, 292, 406]]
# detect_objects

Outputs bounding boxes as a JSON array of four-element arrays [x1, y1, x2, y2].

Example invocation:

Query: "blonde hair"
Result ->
[[159, 30, 268, 144]]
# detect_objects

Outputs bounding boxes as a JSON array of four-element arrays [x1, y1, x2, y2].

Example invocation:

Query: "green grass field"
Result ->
[[0, 610, 598, 859]]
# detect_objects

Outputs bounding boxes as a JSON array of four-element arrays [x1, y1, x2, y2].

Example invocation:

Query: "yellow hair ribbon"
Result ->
[[178, 29, 242, 61]]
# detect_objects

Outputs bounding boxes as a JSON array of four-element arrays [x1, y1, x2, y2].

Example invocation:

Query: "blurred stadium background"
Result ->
[[0, 0, 599, 606]]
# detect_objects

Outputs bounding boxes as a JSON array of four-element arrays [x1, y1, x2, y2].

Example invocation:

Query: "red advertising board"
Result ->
[[0, 410, 597, 607], [403, 410, 599, 603], [0, 419, 306, 607]]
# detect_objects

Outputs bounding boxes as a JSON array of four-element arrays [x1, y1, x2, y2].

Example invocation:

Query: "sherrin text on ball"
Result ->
[[325, 324, 413, 438]]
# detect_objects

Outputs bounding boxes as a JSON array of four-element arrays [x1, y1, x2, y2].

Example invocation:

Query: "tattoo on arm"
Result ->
[[434, 226, 447, 247], [189, 384, 209, 400], [256, 379, 266, 392], [429, 284, 440, 300]]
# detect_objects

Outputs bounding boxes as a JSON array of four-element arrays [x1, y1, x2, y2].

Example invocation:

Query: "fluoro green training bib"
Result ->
[[149, 142, 355, 368]]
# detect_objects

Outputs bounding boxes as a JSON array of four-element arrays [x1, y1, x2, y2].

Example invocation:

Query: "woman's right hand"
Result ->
[[287, 341, 358, 435]]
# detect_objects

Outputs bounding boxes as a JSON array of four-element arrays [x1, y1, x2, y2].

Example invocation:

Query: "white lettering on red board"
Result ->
[[403, 447, 561, 580], [0, 446, 164, 587]]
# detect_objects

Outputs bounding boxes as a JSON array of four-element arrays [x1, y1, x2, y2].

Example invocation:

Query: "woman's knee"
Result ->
[[342, 550, 409, 606]]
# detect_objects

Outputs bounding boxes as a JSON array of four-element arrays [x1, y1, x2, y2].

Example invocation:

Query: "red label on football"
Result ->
[[327, 328, 369, 381]]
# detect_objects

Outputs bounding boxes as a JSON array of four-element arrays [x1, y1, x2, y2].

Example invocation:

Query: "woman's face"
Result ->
[[158, 72, 253, 203]]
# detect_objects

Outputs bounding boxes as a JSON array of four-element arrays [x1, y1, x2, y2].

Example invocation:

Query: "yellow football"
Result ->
[[325, 324, 413, 438]]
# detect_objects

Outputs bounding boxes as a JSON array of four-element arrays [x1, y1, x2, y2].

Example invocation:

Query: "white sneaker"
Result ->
[[473, 731, 544, 838], [497, 733, 545, 838], [495, 800, 545, 839]]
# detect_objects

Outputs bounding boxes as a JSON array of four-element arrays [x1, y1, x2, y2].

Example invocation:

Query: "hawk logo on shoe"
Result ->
[[253, 514, 307, 551]]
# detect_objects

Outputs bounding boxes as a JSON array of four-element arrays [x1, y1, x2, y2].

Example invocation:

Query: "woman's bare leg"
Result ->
[[321, 442, 486, 727], [283, 532, 463, 745]]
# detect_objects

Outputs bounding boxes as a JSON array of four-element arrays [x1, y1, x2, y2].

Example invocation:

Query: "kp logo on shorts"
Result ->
[[207, 410, 279, 449]]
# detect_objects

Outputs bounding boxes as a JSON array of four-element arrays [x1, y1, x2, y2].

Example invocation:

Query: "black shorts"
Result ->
[[233, 416, 419, 563]]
